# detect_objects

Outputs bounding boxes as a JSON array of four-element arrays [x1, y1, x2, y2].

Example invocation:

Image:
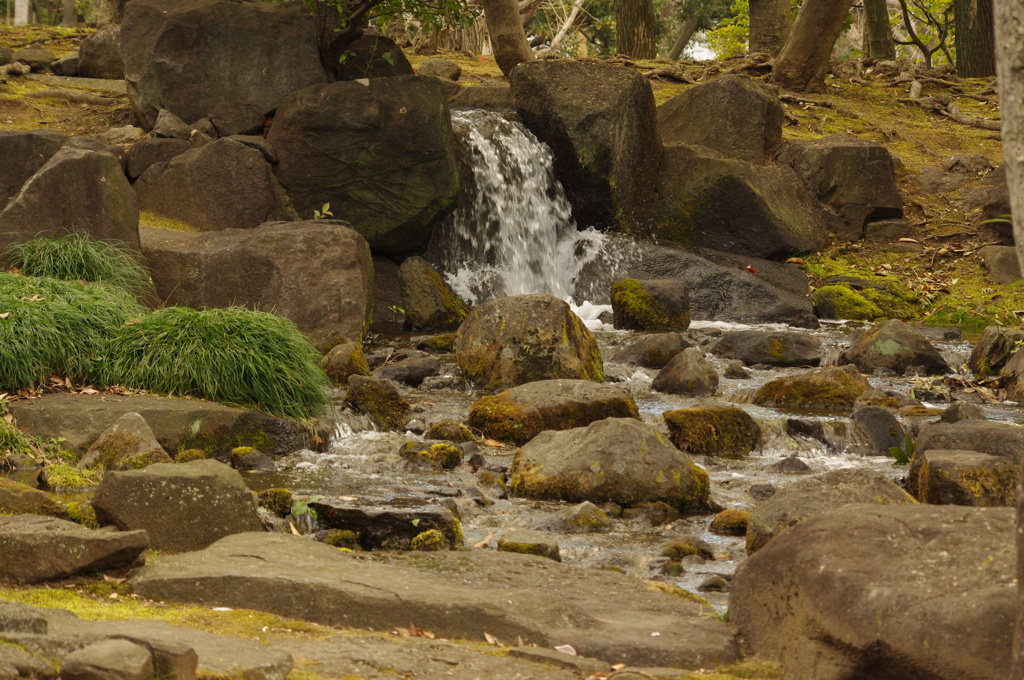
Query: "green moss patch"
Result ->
[[663, 407, 761, 458], [610, 279, 689, 330]]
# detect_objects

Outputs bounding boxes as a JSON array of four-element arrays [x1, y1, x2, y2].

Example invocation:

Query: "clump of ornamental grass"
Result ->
[[2, 234, 153, 297], [0, 273, 146, 391], [99, 306, 331, 420]]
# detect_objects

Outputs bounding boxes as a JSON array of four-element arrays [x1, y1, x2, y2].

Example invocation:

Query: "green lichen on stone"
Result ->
[[321, 340, 370, 384], [37, 463, 102, 492], [710, 509, 751, 536], [410, 528, 449, 551], [65, 500, 98, 529], [610, 279, 688, 330], [0, 477, 68, 518], [812, 285, 882, 320], [418, 333, 457, 352], [663, 407, 761, 458], [176, 419, 276, 460], [324, 529, 360, 550], [257, 488, 294, 518], [467, 392, 636, 445], [643, 579, 711, 607], [399, 441, 463, 470], [660, 536, 713, 561], [175, 448, 207, 463], [753, 366, 870, 411], [426, 421, 477, 443]]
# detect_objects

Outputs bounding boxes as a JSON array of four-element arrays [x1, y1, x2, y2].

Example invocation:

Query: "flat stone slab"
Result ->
[[26, 73, 127, 96], [0, 515, 148, 585], [131, 533, 738, 669]]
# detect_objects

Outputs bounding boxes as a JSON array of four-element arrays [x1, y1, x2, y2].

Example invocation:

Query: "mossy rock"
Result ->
[[417, 332, 457, 352], [644, 579, 712, 607], [399, 441, 463, 470], [916, 450, 1017, 506], [0, 477, 68, 518], [812, 278, 917, 321], [410, 528, 450, 551], [398, 256, 470, 331], [710, 509, 751, 536], [425, 421, 477, 443], [812, 285, 882, 320], [610, 278, 690, 331], [497, 530, 561, 561], [228, 445, 275, 471], [321, 340, 370, 384], [753, 365, 871, 411], [36, 463, 102, 492], [65, 499, 99, 529], [175, 448, 207, 462], [660, 535, 714, 561], [562, 501, 614, 532], [323, 529, 360, 550], [663, 406, 761, 458], [257, 488, 294, 517], [345, 375, 410, 430]]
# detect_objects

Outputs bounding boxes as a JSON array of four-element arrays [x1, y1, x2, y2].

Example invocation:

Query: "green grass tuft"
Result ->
[[99, 306, 331, 420], [3, 234, 153, 297], [0, 273, 146, 390]]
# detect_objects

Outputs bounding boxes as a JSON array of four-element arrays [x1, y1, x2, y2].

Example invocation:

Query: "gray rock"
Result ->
[[652, 347, 719, 397], [60, 639, 153, 680], [610, 279, 690, 331], [509, 61, 660, 232], [731, 504, 1015, 680], [0, 600, 48, 633], [7, 393, 318, 459], [78, 26, 124, 80], [968, 325, 1024, 377], [0, 130, 67, 209], [12, 45, 56, 72], [131, 532, 738, 668], [311, 498, 463, 550], [0, 645, 56, 680], [840, 319, 950, 375], [141, 220, 373, 349], [916, 450, 1016, 506], [50, 53, 78, 77], [97, 126, 146, 145], [709, 330, 821, 367], [135, 139, 296, 232], [121, 0, 327, 130], [510, 417, 710, 512], [657, 74, 782, 164], [152, 110, 191, 140], [851, 406, 905, 456], [0, 147, 139, 254], [455, 294, 603, 390], [940, 401, 987, 423], [225, 135, 276, 164], [125, 138, 192, 180], [908, 421, 1024, 497], [372, 356, 441, 387], [745, 468, 915, 553], [450, 82, 513, 111], [610, 333, 692, 368], [980, 245, 1021, 285], [78, 412, 173, 470], [497, 530, 561, 562], [418, 58, 462, 81], [398, 256, 469, 331], [92, 459, 262, 552], [0, 515, 148, 584], [208, 102, 266, 137], [267, 76, 458, 255]]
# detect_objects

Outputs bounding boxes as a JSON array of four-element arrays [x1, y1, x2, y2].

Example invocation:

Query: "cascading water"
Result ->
[[428, 110, 611, 307]]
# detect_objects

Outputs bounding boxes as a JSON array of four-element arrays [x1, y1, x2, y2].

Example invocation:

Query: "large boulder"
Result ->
[[467, 379, 638, 445], [851, 405, 905, 456], [916, 450, 1017, 506], [134, 139, 297, 231], [267, 76, 459, 254], [908, 421, 1024, 497], [78, 412, 173, 470], [60, 640, 153, 680], [120, 0, 327, 130], [577, 236, 817, 325], [92, 459, 263, 552], [7, 393, 319, 459], [731, 504, 1015, 680], [609, 279, 690, 330], [840, 319, 950, 375], [776, 134, 904, 242], [125, 138, 193, 180], [141, 220, 373, 349], [454, 294, 603, 390], [663, 406, 762, 458], [0, 130, 67, 209], [651, 347, 719, 396], [0, 147, 139, 254], [398, 256, 469, 331], [0, 515, 149, 584], [510, 417, 710, 512], [709, 330, 821, 367], [654, 145, 829, 259], [508, 61, 661, 231], [753, 365, 871, 411], [745, 468, 916, 553], [131, 532, 739, 669], [77, 25, 124, 80], [657, 74, 783, 164]]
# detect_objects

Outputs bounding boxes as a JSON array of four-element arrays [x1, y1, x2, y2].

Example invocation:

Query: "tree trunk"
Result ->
[[14, 0, 29, 25], [749, 0, 792, 56], [669, 15, 701, 60], [615, 0, 657, 59], [956, 0, 996, 77], [60, 0, 75, 26], [994, 0, 1024, 282], [772, 0, 857, 93], [483, 0, 535, 76], [863, 0, 896, 59]]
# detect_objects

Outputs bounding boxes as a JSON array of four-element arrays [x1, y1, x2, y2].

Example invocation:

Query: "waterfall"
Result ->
[[429, 110, 609, 306]]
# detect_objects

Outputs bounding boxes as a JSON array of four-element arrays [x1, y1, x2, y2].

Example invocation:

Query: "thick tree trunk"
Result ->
[[772, 0, 856, 93], [615, 0, 657, 59], [749, 0, 792, 56], [14, 0, 29, 25], [863, 0, 896, 59], [669, 15, 701, 60], [956, 0, 996, 77], [483, 0, 535, 76], [994, 0, 1024, 288]]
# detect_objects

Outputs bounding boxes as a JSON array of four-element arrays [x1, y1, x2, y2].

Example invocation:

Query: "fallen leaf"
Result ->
[[484, 632, 501, 646], [102, 574, 126, 583], [554, 644, 577, 656], [899, 237, 919, 243], [473, 532, 494, 548], [211, 607, 233, 612], [288, 521, 302, 536], [0, 313, 9, 319], [611, 664, 628, 671], [481, 437, 503, 447], [785, 257, 805, 265], [745, 265, 758, 274]]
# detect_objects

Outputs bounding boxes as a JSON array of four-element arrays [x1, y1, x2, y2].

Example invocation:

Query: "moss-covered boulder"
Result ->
[[811, 276, 917, 321], [915, 450, 1016, 506], [661, 535, 714, 560], [345, 375, 411, 431], [968, 326, 1024, 378], [399, 441, 463, 470], [0, 477, 68, 518], [753, 364, 871, 411], [610, 279, 690, 331], [77, 412, 173, 471], [610, 332, 692, 368], [321, 339, 370, 384], [663, 406, 761, 459], [426, 421, 477, 443], [840, 319, 950, 376], [256, 487, 294, 518], [398, 256, 469, 331], [510, 417, 710, 512], [745, 468, 915, 553], [497, 530, 561, 562], [467, 379, 638, 445], [710, 509, 750, 536], [908, 421, 1024, 497], [709, 330, 821, 367], [455, 294, 604, 390], [228, 446, 275, 471], [652, 348, 719, 397], [417, 332, 457, 353]]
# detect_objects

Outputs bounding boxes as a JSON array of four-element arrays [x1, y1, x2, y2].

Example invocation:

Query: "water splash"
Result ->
[[431, 110, 612, 305]]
